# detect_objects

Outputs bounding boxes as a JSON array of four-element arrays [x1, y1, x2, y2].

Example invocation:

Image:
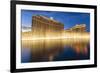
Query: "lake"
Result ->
[[21, 38, 90, 63]]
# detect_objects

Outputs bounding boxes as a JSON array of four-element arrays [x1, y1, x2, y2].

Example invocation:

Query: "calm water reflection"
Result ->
[[21, 39, 90, 63]]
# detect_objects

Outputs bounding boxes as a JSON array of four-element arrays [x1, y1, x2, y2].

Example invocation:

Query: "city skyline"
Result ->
[[21, 10, 90, 32]]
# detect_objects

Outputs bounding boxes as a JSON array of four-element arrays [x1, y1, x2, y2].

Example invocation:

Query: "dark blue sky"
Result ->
[[21, 10, 90, 32]]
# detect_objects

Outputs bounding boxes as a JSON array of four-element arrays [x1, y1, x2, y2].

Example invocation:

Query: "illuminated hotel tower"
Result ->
[[32, 15, 64, 38], [65, 24, 86, 32]]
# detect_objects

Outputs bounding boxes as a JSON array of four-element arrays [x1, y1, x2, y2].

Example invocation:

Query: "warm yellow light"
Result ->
[[22, 32, 89, 41]]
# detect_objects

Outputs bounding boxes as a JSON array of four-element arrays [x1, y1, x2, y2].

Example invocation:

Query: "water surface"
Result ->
[[21, 39, 90, 63]]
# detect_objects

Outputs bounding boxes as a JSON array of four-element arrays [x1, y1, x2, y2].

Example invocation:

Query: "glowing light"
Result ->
[[22, 32, 89, 41]]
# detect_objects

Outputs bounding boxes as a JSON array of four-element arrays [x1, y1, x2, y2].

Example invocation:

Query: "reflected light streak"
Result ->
[[22, 33, 90, 41]]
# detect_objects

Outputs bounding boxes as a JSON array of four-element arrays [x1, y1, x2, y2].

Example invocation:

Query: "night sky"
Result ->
[[21, 10, 90, 32]]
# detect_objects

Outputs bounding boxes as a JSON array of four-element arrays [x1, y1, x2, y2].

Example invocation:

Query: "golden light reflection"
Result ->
[[22, 34, 90, 61], [22, 32, 89, 40], [21, 15, 90, 62]]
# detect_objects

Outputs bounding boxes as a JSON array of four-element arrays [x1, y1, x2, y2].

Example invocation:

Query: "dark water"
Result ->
[[21, 39, 90, 63]]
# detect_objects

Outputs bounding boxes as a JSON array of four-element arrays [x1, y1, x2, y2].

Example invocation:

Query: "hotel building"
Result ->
[[65, 24, 86, 32], [32, 15, 64, 38]]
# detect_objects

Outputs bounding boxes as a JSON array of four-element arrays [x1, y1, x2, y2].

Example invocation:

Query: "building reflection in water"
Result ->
[[21, 38, 90, 63], [21, 15, 90, 63]]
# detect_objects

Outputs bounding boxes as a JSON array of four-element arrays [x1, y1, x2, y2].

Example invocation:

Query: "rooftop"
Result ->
[[32, 15, 64, 26]]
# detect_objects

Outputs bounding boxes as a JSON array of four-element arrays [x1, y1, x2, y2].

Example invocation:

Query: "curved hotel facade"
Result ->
[[32, 15, 64, 38]]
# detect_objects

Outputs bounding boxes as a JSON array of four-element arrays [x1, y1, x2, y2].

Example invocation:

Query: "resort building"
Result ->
[[65, 24, 86, 32], [32, 15, 64, 38]]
